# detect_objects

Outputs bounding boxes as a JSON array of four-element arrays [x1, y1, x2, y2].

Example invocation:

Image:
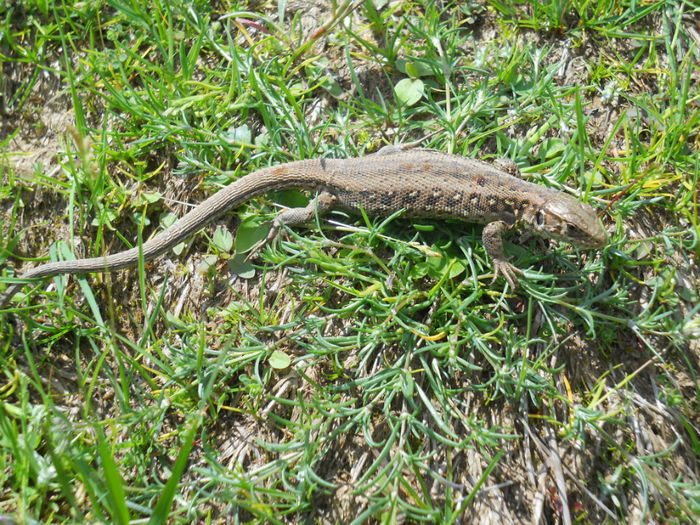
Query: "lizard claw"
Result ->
[[490, 258, 524, 289]]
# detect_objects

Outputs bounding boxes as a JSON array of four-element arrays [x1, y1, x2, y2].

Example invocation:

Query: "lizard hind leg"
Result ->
[[244, 190, 338, 260]]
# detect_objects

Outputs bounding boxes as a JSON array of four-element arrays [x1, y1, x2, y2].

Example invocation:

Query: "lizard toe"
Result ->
[[491, 259, 523, 289]]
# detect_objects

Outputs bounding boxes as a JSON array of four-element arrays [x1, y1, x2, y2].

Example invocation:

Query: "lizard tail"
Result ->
[[1, 159, 328, 307]]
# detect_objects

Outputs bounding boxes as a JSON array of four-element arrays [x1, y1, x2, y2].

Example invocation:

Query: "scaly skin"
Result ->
[[0, 148, 607, 307]]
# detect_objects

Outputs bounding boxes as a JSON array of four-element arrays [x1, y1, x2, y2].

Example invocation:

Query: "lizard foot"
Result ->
[[490, 258, 524, 289], [243, 190, 338, 263]]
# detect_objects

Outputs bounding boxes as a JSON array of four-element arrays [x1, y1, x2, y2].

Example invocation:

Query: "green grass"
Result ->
[[1, 0, 699, 523]]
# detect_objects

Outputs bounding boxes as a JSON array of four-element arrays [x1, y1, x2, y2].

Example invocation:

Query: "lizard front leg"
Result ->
[[493, 158, 520, 177], [482, 220, 524, 289]]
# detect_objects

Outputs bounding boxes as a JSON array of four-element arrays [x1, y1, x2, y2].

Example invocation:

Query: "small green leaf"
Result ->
[[172, 242, 185, 256], [255, 133, 270, 148], [395, 59, 434, 78], [405, 62, 419, 78], [426, 255, 447, 280], [212, 227, 233, 253], [235, 216, 270, 254], [448, 260, 466, 279], [538, 138, 567, 161], [228, 252, 255, 279], [133, 191, 162, 206], [289, 82, 306, 96], [128, 212, 150, 227], [306, 60, 343, 98], [92, 208, 118, 229], [269, 350, 291, 370], [196, 256, 218, 274], [268, 190, 309, 209], [394, 78, 424, 106], [411, 261, 430, 279], [159, 212, 178, 229], [222, 124, 252, 145]]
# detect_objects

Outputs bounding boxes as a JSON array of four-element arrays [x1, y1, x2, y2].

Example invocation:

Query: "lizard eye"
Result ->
[[535, 210, 546, 227]]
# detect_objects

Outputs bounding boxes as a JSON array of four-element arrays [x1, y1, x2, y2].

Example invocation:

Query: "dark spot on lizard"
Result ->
[[424, 190, 444, 207], [380, 191, 397, 207], [512, 199, 525, 211], [358, 190, 373, 202], [475, 175, 487, 187], [401, 190, 422, 206]]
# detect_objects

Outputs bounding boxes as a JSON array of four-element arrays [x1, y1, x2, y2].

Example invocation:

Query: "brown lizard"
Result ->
[[0, 148, 606, 308]]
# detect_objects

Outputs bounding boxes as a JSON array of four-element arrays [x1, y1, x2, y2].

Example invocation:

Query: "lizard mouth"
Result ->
[[552, 220, 607, 248]]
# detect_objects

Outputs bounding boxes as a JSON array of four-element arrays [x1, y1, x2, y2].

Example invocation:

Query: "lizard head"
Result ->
[[531, 194, 607, 248]]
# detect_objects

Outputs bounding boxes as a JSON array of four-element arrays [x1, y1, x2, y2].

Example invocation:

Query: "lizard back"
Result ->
[[327, 150, 557, 226]]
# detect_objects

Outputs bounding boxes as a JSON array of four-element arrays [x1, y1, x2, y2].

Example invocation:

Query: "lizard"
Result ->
[[0, 148, 607, 308]]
